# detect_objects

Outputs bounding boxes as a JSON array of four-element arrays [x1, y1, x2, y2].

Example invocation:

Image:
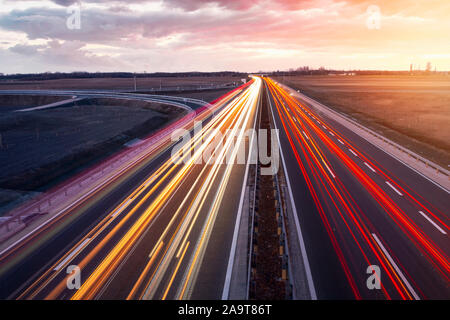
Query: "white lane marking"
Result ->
[[364, 162, 376, 173], [111, 199, 131, 218], [419, 211, 447, 234], [267, 89, 317, 299], [222, 98, 258, 300], [338, 139, 344, 145], [324, 162, 336, 179], [54, 238, 91, 271], [349, 149, 358, 157], [371, 233, 420, 300], [322, 125, 327, 130], [302, 131, 309, 140], [386, 181, 403, 196], [329, 131, 335, 136]]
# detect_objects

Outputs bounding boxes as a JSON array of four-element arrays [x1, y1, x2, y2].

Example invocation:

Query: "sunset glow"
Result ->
[[0, 0, 449, 73]]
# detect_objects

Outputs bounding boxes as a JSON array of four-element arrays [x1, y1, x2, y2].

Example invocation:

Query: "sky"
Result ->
[[0, 0, 449, 74]]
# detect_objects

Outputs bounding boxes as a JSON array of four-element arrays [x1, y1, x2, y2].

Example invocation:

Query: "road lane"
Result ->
[[265, 77, 449, 299], [5, 78, 262, 300]]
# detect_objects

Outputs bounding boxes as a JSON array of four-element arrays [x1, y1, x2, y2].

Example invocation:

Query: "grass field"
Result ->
[[274, 75, 450, 168], [0, 76, 242, 91]]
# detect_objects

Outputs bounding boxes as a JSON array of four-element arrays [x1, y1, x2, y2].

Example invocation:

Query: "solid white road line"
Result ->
[[268, 87, 317, 300], [385, 181, 403, 196], [364, 162, 376, 173], [349, 149, 358, 157], [419, 211, 447, 235], [54, 238, 91, 271], [371, 233, 420, 300]]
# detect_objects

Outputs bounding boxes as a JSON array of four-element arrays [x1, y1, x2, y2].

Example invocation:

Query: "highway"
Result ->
[[264, 77, 449, 299], [0, 76, 448, 300], [0, 78, 261, 299]]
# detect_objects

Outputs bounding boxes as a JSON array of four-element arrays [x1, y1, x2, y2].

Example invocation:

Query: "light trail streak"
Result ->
[[62, 78, 262, 300], [17, 81, 254, 300], [265, 77, 449, 299]]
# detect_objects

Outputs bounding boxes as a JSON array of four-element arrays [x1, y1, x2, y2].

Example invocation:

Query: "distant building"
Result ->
[[296, 66, 310, 72]]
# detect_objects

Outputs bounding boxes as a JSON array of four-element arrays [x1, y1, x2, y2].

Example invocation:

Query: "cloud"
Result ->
[[5, 40, 128, 71], [9, 43, 45, 55], [0, 0, 449, 72]]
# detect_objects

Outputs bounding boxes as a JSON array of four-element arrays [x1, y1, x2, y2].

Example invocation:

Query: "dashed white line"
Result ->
[[302, 131, 309, 140], [54, 238, 91, 271], [324, 162, 336, 178], [111, 199, 132, 218], [349, 149, 358, 157], [364, 162, 376, 173], [419, 211, 447, 234], [385, 181, 403, 196], [329, 131, 335, 136], [371, 233, 420, 300], [338, 139, 344, 145]]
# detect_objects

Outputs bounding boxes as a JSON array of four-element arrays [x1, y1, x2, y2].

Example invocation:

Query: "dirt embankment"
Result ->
[[84, 97, 185, 117], [0, 76, 242, 91]]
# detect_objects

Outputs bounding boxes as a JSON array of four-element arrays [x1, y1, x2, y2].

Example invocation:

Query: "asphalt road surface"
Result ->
[[1, 77, 448, 300], [264, 77, 449, 299], [0, 78, 261, 300]]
